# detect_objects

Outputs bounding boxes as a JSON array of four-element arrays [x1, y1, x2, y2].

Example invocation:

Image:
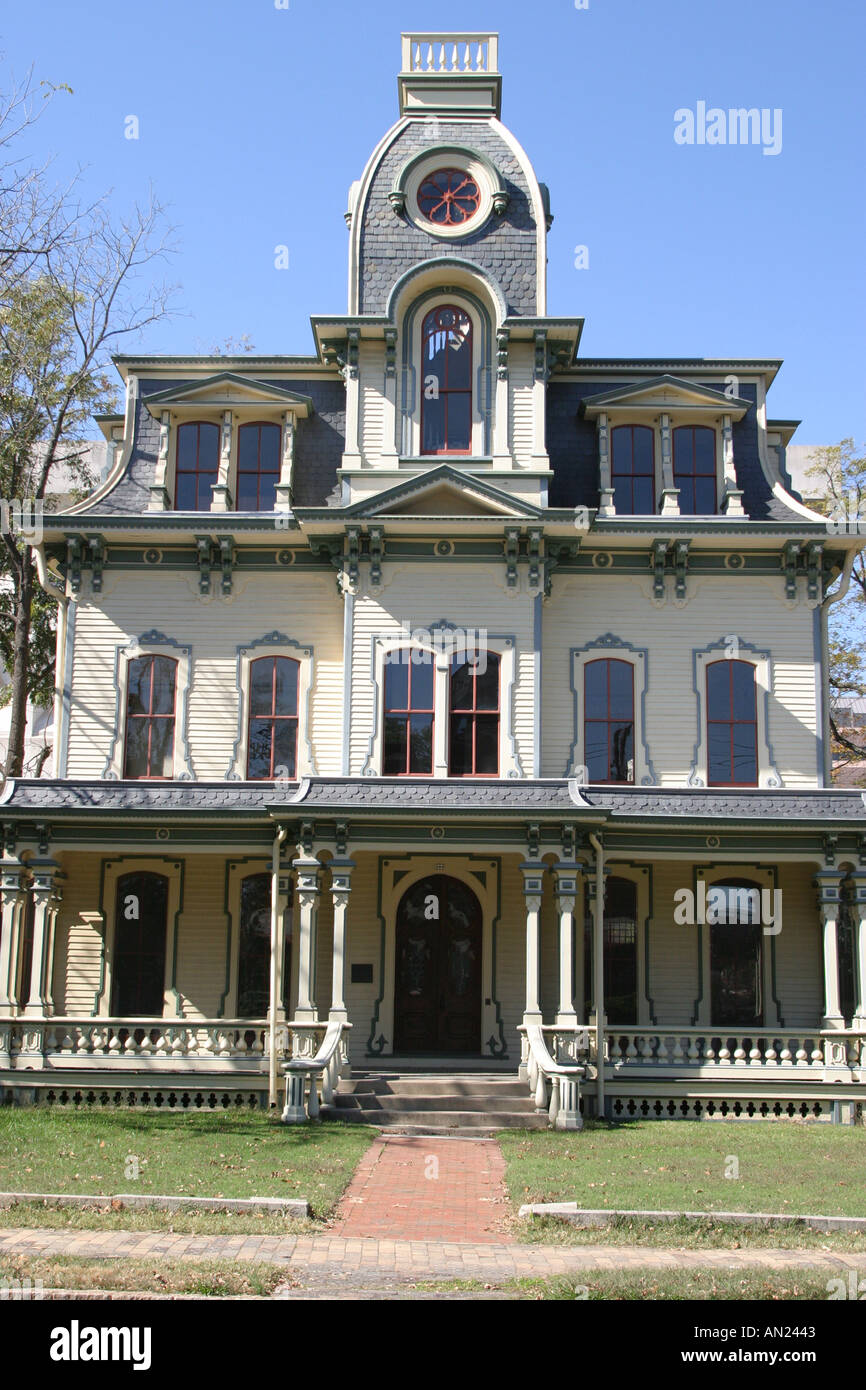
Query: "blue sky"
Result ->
[[2, 0, 863, 443]]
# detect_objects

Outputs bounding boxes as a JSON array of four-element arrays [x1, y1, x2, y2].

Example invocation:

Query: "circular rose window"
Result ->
[[416, 168, 482, 227]]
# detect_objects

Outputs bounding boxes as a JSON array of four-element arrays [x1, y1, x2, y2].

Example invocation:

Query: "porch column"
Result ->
[[850, 870, 866, 1027], [551, 860, 579, 1026], [521, 859, 545, 1024], [328, 857, 355, 1022], [0, 862, 27, 1012], [292, 854, 321, 1024], [22, 860, 63, 1018], [815, 869, 844, 1031]]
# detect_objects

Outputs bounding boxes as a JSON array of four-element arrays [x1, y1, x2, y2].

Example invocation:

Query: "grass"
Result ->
[[0, 1110, 375, 1219], [414, 1271, 839, 1299], [516, 1214, 866, 1251], [499, 1121, 866, 1222], [0, 1252, 284, 1297], [0, 1201, 318, 1236]]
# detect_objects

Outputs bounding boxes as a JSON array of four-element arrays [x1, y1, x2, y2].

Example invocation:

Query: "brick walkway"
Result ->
[[2, 1226, 866, 1282], [328, 1135, 510, 1242]]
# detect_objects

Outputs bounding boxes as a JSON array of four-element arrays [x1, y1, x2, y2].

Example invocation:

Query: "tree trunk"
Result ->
[[5, 550, 33, 779]]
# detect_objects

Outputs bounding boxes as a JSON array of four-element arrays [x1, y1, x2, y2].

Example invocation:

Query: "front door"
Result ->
[[394, 875, 482, 1053]]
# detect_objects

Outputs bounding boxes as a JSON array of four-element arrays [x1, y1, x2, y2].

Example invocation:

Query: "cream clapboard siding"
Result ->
[[55, 854, 104, 1015], [348, 564, 538, 776], [645, 860, 703, 1026], [772, 861, 823, 1027], [175, 855, 233, 1019], [65, 571, 344, 780], [360, 341, 386, 462], [508, 345, 535, 466], [541, 573, 821, 786]]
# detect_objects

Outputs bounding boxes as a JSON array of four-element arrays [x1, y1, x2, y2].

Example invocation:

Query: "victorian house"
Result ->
[[2, 33, 865, 1128]]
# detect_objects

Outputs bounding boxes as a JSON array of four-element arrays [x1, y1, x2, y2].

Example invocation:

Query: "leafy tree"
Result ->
[[0, 65, 175, 780], [805, 439, 866, 771]]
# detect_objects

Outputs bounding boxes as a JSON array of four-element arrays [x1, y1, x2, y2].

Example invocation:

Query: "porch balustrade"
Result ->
[[0, 1017, 320, 1072]]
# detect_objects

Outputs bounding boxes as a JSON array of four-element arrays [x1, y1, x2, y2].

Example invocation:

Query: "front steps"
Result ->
[[321, 1071, 549, 1135]]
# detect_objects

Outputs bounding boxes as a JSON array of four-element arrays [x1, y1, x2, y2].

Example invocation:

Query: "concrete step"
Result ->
[[332, 1092, 538, 1113], [339, 1076, 528, 1099], [321, 1106, 548, 1132]]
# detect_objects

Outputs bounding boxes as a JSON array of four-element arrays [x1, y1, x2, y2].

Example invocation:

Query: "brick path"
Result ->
[[2, 1226, 866, 1282], [328, 1135, 510, 1242]]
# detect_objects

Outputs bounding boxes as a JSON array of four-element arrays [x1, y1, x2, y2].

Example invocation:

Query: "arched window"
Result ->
[[673, 425, 716, 514], [111, 872, 168, 1016], [838, 876, 858, 1024], [237, 422, 281, 511], [611, 425, 654, 514], [421, 305, 472, 456], [16, 892, 35, 1008], [709, 879, 763, 1027], [584, 876, 637, 1025], [707, 660, 758, 786], [175, 421, 219, 511], [247, 656, 299, 780], [124, 655, 177, 779], [235, 872, 292, 1017], [449, 651, 500, 776], [383, 652, 434, 776], [584, 658, 634, 783]]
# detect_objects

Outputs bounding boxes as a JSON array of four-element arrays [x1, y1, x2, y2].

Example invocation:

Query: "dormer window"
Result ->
[[422, 305, 472, 455], [674, 426, 717, 515], [175, 422, 219, 510], [237, 422, 281, 511], [611, 426, 654, 515]]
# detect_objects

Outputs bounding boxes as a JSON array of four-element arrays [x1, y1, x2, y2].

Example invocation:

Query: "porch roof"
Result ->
[[2, 777, 865, 828]]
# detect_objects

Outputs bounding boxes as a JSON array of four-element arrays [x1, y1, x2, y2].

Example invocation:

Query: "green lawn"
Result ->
[[499, 1121, 866, 1220], [0, 1252, 284, 1297], [0, 1110, 374, 1219], [427, 1271, 840, 1300]]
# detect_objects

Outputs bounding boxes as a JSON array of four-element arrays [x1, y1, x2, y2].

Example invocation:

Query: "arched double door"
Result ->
[[394, 875, 482, 1054]]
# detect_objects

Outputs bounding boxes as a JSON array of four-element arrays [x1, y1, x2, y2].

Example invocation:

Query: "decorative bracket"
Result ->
[[527, 823, 541, 859], [782, 540, 800, 601], [346, 329, 360, 380], [561, 824, 576, 861], [219, 536, 234, 596], [496, 328, 510, 380], [544, 540, 580, 598], [384, 328, 398, 379], [527, 528, 542, 589], [533, 330, 548, 382], [805, 541, 824, 603], [346, 527, 361, 589], [505, 527, 520, 589], [86, 535, 105, 593], [335, 821, 349, 856], [195, 536, 212, 596], [674, 539, 690, 602], [652, 539, 669, 601], [66, 536, 83, 595], [368, 527, 384, 587], [300, 821, 314, 856]]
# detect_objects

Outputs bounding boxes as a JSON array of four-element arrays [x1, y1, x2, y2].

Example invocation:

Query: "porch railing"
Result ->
[[0, 1017, 306, 1073], [602, 1028, 865, 1073]]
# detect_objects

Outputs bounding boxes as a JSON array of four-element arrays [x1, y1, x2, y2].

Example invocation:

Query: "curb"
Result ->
[[517, 1203, 866, 1233], [0, 1191, 311, 1218]]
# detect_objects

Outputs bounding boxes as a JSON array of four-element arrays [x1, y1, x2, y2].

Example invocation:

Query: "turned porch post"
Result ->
[[0, 862, 27, 1012], [292, 854, 321, 1024], [328, 857, 355, 1022], [815, 869, 844, 1031], [520, 859, 545, 1025], [22, 860, 63, 1018], [551, 859, 579, 1027]]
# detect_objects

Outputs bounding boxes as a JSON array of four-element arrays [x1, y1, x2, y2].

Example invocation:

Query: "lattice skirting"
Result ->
[[1, 1083, 269, 1111]]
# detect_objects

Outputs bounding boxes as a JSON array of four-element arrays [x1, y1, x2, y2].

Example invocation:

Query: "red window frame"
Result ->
[[237, 421, 281, 511], [673, 425, 717, 515], [123, 655, 177, 780], [706, 659, 758, 786], [421, 305, 472, 456], [584, 658, 635, 784], [448, 652, 500, 777], [246, 656, 299, 781], [611, 424, 655, 514], [416, 169, 482, 226], [174, 421, 219, 511], [383, 654, 435, 777]]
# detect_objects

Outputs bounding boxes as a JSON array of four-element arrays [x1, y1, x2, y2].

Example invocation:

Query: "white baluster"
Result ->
[[475, 41, 484, 71], [308, 1073, 320, 1119], [625, 1036, 638, 1061], [549, 1076, 560, 1126], [656, 1035, 669, 1064], [462, 42, 470, 71], [534, 1067, 547, 1112]]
